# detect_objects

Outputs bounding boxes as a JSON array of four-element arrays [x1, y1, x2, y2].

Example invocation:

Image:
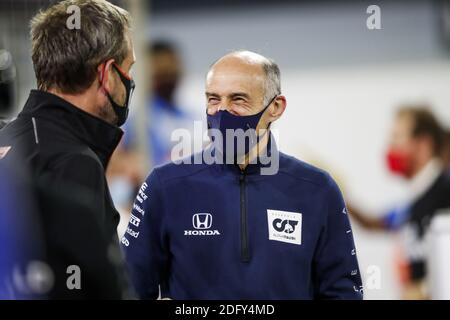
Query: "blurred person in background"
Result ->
[[0, 45, 19, 297], [0, 45, 16, 129], [0, 146, 49, 299], [441, 129, 450, 173], [0, 46, 43, 299], [108, 40, 194, 219], [0, 0, 135, 298], [349, 106, 450, 299], [126, 40, 192, 166], [0, 153, 40, 299]]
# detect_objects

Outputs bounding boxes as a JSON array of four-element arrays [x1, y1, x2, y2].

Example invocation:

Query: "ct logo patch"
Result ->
[[267, 209, 302, 245]]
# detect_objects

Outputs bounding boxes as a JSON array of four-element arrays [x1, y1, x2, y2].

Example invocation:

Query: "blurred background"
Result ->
[[2, 0, 450, 299]]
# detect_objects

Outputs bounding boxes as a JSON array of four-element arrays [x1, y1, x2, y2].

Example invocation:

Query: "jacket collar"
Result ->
[[19, 90, 123, 168]]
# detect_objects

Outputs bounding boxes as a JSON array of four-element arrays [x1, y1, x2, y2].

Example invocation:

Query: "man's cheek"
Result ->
[[116, 86, 126, 106]]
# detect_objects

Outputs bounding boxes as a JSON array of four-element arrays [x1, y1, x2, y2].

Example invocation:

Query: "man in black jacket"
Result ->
[[0, 0, 135, 298]]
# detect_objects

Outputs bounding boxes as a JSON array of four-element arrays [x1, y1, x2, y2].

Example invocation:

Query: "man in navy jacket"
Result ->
[[122, 51, 363, 299]]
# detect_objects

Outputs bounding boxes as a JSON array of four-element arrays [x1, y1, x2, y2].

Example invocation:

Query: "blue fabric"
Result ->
[[122, 143, 363, 300], [383, 204, 411, 231], [0, 165, 19, 298], [123, 95, 193, 166]]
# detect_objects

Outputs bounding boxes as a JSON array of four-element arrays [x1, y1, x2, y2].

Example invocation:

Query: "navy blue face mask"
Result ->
[[207, 95, 277, 162]]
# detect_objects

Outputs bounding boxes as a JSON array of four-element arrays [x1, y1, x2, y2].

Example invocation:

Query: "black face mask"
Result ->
[[105, 63, 135, 127]]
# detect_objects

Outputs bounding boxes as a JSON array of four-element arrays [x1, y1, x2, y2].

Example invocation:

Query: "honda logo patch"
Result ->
[[185, 213, 220, 236], [192, 213, 212, 230]]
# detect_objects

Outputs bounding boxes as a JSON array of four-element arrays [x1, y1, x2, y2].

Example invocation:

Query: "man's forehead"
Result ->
[[207, 63, 264, 87], [211, 55, 264, 74], [216, 50, 269, 66], [208, 68, 261, 80], [206, 72, 264, 97], [205, 53, 268, 96]]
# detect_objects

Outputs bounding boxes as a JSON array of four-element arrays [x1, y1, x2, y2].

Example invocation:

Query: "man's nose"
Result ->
[[210, 103, 230, 115], [218, 101, 238, 114], [217, 105, 227, 112]]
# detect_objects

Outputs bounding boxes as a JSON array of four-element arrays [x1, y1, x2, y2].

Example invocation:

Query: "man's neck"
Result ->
[[238, 129, 270, 171], [47, 88, 97, 117]]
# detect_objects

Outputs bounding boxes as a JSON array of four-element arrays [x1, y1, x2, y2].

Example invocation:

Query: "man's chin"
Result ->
[[104, 113, 118, 126], [97, 102, 118, 126], [112, 116, 120, 127]]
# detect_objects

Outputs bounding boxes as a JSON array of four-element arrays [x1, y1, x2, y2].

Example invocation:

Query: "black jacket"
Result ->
[[0, 90, 126, 298]]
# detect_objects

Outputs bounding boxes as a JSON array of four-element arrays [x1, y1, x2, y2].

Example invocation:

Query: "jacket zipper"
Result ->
[[239, 171, 250, 262]]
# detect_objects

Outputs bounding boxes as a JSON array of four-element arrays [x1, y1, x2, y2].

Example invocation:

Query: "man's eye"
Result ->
[[208, 97, 219, 103]]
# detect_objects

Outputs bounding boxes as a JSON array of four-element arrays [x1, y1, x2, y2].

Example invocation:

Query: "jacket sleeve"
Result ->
[[312, 176, 364, 300], [121, 169, 169, 299]]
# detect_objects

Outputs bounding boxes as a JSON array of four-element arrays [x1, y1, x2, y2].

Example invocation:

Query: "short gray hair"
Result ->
[[30, 0, 131, 94], [260, 57, 281, 105]]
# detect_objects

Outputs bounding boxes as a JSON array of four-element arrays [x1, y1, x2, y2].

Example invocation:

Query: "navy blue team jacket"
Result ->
[[122, 139, 363, 300]]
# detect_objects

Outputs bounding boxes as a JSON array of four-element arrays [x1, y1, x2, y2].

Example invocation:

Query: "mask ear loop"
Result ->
[[258, 94, 279, 137], [247, 96, 276, 145]]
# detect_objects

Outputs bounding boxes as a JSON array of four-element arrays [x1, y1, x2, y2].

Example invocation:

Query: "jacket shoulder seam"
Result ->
[[277, 168, 330, 188], [154, 163, 212, 184]]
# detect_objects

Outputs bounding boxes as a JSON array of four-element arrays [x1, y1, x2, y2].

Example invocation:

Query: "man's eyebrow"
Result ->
[[230, 92, 250, 99], [205, 92, 251, 99]]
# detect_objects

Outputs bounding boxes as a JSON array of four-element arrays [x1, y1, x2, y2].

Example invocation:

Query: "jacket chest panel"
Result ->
[[166, 176, 323, 267]]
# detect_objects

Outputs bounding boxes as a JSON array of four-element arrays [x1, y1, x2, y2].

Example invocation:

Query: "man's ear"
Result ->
[[98, 59, 115, 92], [268, 95, 287, 122]]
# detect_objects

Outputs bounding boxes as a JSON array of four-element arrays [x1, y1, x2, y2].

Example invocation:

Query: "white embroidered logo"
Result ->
[[267, 209, 302, 245]]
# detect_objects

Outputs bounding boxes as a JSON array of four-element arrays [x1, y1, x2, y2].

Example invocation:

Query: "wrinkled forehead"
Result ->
[[206, 58, 265, 96]]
